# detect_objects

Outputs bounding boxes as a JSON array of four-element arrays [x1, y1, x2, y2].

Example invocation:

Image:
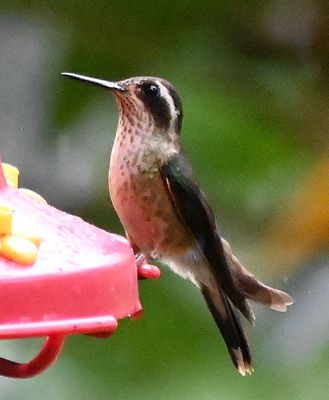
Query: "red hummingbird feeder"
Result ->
[[0, 160, 160, 378]]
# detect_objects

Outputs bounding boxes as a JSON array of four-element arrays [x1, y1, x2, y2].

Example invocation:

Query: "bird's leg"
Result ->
[[135, 252, 146, 268], [221, 238, 293, 312], [125, 232, 145, 266], [125, 232, 160, 279]]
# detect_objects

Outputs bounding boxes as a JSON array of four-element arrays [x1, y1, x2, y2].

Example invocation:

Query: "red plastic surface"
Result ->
[[0, 161, 161, 378], [0, 335, 65, 378], [137, 263, 161, 280], [0, 165, 141, 339]]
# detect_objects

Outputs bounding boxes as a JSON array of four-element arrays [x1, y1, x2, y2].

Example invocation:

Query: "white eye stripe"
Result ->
[[156, 80, 177, 127]]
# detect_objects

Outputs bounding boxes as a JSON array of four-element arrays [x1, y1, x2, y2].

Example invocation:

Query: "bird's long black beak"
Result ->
[[61, 72, 126, 92]]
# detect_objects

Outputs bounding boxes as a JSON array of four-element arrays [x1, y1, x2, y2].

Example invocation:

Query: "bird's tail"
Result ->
[[221, 238, 294, 312], [201, 284, 253, 376], [230, 255, 294, 312], [238, 273, 294, 312]]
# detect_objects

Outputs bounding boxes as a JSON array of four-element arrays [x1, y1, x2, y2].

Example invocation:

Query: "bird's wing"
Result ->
[[159, 153, 254, 323]]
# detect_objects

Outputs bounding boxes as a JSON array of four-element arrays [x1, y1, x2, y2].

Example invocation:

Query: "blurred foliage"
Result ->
[[0, 0, 329, 399]]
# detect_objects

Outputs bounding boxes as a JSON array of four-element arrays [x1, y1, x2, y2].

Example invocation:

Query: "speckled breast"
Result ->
[[109, 143, 192, 258]]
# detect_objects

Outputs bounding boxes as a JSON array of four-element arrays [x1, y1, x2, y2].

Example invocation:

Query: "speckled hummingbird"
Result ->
[[62, 72, 294, 375]]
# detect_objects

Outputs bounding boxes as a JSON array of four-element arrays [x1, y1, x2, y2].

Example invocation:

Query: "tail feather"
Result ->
[[230, 254, 294, 312], [240, 276, 294, 312], [201, 284, 253, 376], [221, 238, 294, 312]]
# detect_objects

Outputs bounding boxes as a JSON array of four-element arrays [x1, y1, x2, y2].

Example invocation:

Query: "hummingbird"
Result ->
[[62, 72, 294, 375]]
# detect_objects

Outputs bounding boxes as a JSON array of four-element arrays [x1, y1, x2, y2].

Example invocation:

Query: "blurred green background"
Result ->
[[1, 1, 329, 398]]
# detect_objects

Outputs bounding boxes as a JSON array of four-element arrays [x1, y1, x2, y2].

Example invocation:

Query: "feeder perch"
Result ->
[[0, 161, 160, 378]]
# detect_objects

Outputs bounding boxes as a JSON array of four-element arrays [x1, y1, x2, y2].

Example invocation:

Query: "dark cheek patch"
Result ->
[[137, 93, 171, 130]]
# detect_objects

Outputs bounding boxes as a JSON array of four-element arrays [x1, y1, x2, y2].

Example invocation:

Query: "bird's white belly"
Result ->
[[161, 248, 214, 288]]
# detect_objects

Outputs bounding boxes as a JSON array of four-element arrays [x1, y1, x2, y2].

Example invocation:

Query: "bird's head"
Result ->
[[62, 73, 183, 135]]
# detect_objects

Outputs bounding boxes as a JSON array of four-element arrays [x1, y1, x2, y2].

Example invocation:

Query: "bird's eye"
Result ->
[[141, 83, 159, 98]]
